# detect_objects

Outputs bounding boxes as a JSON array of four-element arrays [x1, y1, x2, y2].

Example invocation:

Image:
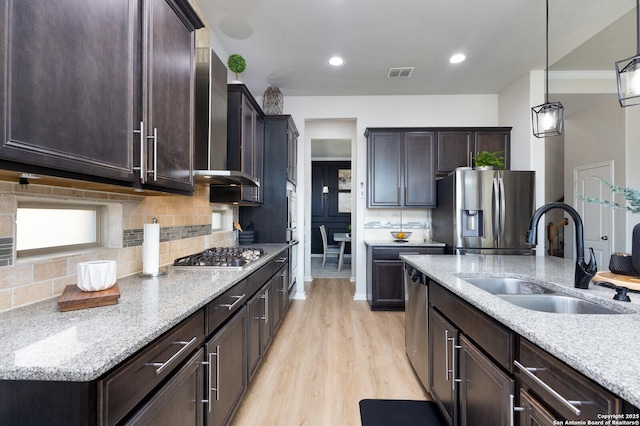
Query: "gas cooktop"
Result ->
[[172, 247, 265, 269]]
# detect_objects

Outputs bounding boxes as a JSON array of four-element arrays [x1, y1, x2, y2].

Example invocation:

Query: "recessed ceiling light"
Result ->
[[329, 56, 344, 66], [449, 53, 466, 64]]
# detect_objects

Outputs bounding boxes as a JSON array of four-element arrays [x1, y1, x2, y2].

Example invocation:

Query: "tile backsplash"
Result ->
[[0, 180, 236, 312], [363, 208, 432, 241]]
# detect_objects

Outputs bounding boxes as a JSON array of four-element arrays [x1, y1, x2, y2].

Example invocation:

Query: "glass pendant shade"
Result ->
[[616, 0, 640, 107], [616, 55, 640, 107], [532, 101, 564, 138], [531, 0, 564, 138]]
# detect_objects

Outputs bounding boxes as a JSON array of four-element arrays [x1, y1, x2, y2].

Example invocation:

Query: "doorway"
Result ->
[[305, 119, 356, 281], [574, 161, 613, 267]]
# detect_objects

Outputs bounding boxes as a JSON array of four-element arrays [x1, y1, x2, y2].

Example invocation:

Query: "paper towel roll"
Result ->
[[143, 222, 160, 275]]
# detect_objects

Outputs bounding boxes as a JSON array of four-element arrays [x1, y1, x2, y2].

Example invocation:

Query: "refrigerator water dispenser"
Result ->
[[462, 210, 484, 237]]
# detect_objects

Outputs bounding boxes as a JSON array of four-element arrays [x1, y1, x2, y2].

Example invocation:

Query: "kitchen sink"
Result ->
[[462, 277, 556, 295], [497, 294, 624, 315]]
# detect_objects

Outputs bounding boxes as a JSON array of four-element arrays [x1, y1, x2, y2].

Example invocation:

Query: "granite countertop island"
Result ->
[[401, 254, 640, 408], [0, 243, 289, 383]]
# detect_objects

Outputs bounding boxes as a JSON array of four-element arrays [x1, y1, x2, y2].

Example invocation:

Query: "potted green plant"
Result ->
[[227, 54, 246, 83], [474, 150, 505, 170]]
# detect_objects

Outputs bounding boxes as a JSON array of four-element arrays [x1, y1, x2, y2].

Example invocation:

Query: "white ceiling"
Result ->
[[196, 0, 637, 97]]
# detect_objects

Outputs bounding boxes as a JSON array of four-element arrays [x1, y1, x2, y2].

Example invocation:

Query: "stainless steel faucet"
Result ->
[[526, 202, 597, 289]]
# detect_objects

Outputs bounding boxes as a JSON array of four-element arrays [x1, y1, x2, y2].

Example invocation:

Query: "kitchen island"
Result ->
[[0, 243, 289, 425], [401, 253, 640, 411]]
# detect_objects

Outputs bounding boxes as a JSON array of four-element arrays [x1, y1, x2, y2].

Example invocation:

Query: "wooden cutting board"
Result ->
[[58, 283, 120, 312], [594, 271, 640, 291]]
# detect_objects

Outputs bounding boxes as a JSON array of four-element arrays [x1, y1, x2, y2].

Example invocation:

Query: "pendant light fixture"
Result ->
[[531, 0, 564, 138], [615, 0, 640, 107]]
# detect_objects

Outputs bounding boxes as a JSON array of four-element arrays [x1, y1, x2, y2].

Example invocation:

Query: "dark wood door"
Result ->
[[436, 131, 473, 174], [518, 390, 557, 426], [474, 131, 510, 169], [371, 260, 404, 310], [368, 132, 402, 206], [311, 161, 351, 254], [143, 0, 195, 192], [206, 307, 247, 426], [270, 264, 288, 333], [126, 348, 204, 426], [458, 335, 514, 426], [1, 0, 135, 182], [247, 283, 272, 381], [405, 132, 436, 207], [429, 307, 458, 426], [247, 289, 263, 381], [287, 125, 298, 184]]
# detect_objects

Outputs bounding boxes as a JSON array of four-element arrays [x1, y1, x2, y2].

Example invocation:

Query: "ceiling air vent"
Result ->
[[387, 67, 414, 78]]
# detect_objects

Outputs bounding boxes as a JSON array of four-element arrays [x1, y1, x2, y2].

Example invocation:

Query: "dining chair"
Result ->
[[319, 225, 340, 269]]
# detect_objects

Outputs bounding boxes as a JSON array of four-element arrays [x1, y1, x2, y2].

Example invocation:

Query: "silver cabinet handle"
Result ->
[[220, 294, 246, 311], [444, 329, 450, 381], [261, 289, 269, 324], [509, 394, 524, 426], [133, 121, 145, 182], [145, 336, 197, 375], [150, 127, 158, 181], [201, 359, 211, 411], [451, 337, 461, 390], [275, 257, 287, 263], [210, 345, 221, 402], [514, 360, 582, 416]]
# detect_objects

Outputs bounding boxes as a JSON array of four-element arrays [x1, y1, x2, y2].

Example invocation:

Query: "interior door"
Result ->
[[574, 162, 613, 268]]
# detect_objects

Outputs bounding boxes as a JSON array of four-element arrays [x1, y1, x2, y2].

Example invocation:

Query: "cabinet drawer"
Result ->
[[246, 250, 288, 297], [517, 339, 620, 420], [430, 282, 513, 370], [207, 280, 248, 335], [99, 310, 205, 426], [373, 247, 442, 260]]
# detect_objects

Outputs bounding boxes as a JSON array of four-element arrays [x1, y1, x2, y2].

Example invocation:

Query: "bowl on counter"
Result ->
[[390, 231, 412, 242], [77, 260, 117, 292]]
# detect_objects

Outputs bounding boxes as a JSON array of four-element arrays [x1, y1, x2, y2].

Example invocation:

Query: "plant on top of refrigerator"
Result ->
[[474, 150, 505, 169]]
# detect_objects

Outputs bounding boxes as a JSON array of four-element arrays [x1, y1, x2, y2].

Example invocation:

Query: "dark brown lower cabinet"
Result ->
[[125, 348, 204, 426], [247, 282, 272, 380], [367, 246, 444, 311], [458, 335, 514, 426], [429, 307, 458, 425], [206, 306, 247, 426], [516, 339, 621, 423], [518, 389, 557, 425]]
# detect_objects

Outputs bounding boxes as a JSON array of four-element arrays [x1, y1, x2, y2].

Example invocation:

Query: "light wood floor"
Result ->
[[230, 278, 429, 426]]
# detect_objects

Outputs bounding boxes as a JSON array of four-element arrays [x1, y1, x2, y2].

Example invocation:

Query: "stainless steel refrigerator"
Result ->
[[432, 170, 536, 254]]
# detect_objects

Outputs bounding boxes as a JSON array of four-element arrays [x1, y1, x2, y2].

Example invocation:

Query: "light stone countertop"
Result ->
[[401, 254, 640, 408], [364, 239, 446, 247], [0, 244, 289, 382]]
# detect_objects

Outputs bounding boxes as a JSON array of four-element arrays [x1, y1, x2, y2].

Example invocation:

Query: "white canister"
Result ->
[[77, 260, 117, 292]]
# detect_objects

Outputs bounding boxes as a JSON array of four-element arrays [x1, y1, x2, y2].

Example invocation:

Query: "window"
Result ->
[[16, 203, 101, 256]]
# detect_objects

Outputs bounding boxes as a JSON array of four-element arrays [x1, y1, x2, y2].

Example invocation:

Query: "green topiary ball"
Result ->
[[228, 54, 246, 78]]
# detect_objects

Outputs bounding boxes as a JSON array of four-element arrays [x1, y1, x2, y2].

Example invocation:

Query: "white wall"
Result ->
[[563, 95, 626, 257], [625, 107, 640, 253], [282, 94, 499, 300]]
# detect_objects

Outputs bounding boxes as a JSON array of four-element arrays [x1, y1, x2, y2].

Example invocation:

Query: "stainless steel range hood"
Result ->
[[194, 48, 259, 187]]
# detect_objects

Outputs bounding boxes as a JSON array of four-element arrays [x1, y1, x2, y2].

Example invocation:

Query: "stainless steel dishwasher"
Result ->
[[404, 263, 429, 390]]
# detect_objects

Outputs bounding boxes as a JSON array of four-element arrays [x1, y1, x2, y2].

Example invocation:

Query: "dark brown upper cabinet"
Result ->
[[0, 0, 203, 194], [210, 84, 265, 205], [436, 128, 511, 175], [366, 129, 436, 208]]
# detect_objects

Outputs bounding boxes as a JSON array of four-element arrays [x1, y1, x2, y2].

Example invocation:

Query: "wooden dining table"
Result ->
[[333, 232, 352, 272]]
